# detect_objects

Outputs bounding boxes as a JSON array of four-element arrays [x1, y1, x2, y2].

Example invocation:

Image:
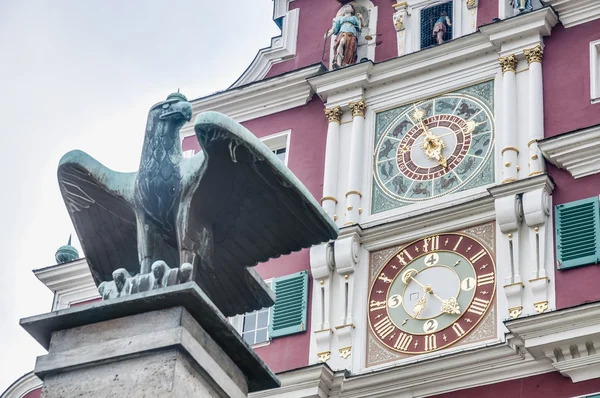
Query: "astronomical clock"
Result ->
[[371, 81, 495, 214], [366, 224, 497, 366], [366, 82, 496, 365]]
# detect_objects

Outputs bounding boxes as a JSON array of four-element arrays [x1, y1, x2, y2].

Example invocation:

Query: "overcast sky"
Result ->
[[0, 1, 280, 391]]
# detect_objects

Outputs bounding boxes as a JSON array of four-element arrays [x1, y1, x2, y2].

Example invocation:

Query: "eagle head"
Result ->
[[150, 92, 192, 126]]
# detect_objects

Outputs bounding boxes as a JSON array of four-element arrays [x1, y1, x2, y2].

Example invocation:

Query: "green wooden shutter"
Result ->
[[555, 196, 600, 270], [269, 270, 308, 338]]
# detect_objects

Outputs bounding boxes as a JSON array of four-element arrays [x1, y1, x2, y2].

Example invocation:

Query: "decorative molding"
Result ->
[[498, 54, 518, 73], [524, 45, 543, 64], [0, 372, 42, 398], [538, 123, 600, 179], [325, 106, 343, 123], [252, 342, 554, 398], [180, 65, 323, 138], [507, 301, 600, 382], [33, 258, 98, 311], [361, 194, 495, 251], [230, 7, 300, 88], [541, 0, 600, 28]]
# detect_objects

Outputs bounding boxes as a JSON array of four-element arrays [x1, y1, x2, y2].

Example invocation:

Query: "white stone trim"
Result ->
[[542, 0, 600, 28], [538, 123, 600, 179], [507, 301, 600, 382], [34, 258, 98, 311], [231, 7, 300, 88], [591, 40, 600, 104], [252, 342, 556, 397], [260, 130, 291, 166], [180, 64, 322, 140], [0, 372, 42, 398]]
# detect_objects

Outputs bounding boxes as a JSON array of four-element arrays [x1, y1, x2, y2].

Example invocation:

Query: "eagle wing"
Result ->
[[189, 112, 339, 316], [57, 150, 139, 285]]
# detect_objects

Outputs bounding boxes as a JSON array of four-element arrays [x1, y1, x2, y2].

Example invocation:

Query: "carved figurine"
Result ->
[[325, 4, 364, 69], [58, 93, 338, 316], [510, 0, 532, 14], [432, 10, 452, 45]]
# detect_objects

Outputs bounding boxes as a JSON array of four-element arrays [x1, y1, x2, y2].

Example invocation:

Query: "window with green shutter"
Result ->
[[269, 270, 308, 338], [555, 196, 600, 270]]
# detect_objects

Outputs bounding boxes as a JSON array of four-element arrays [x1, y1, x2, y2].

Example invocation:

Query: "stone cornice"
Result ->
[[230, 6, 300, 88], [487, 174, 555, 198], [34, 258, 94, 294], [179, 64, 324, 138], [480, 7, 558, 55], [361, 193, 495, 251], [538, 124, 600, 179], [250, 364, 344, 398], [506, 301, 600, 382], [253, 342, 554, 398], [542, 0, 600, 28]]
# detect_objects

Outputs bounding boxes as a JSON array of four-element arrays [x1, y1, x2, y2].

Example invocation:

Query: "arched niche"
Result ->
[[328, 0, 378, 69]]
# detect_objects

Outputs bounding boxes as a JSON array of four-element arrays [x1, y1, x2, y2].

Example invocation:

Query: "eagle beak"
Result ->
[[160, 101, 193, 122]]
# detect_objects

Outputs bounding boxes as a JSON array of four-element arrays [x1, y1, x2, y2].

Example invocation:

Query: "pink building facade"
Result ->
[[5, 1, 600, 397]]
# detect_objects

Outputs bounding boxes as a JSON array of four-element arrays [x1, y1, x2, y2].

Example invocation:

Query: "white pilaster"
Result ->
[[392, 2, 409, 56], [524, 45, 545, 177], [345, 99, 367, 225], [499, 54, 520, 184], [522, 175, 554, 315], [322, 106, 343, 222], [332, 233, 360, 364], [310, 242, 336, 364], [494, 194, 525, 319]]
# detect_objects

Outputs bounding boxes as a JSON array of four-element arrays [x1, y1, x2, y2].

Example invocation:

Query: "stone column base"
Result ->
[[20, 282, 279, 397]]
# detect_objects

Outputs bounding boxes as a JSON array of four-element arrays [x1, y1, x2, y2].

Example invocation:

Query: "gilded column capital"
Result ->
[[324, 106, 343, 123], [349, 99, 367, 118], [524, 45, 543, 65], [498, 54, 518, 74]]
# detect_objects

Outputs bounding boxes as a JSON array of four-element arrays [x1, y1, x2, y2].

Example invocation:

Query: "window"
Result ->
[[260, 130, 291, 165], [420, 2, 453, 50], [273, 147, 287, 163], [591, 40, 600, 104], [555, 196, 600, 270], [230, 270, 309, 345], [242, 303, 271, 345]]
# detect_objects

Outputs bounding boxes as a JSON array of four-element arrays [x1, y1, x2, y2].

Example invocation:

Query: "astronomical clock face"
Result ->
[[367, 233, 496, 354], [372, 81, 495, 214]]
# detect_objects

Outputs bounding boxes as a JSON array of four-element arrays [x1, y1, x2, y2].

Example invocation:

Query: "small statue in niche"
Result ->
[[510, 0, 532, 14], [432, 10, 452, 45], [325, 4, 365, 69]]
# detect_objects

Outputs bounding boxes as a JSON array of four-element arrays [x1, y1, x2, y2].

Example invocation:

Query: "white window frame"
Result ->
[[260, 130, 291, 166], [590, 40, 600, 104], [229, 279, 273, 348]]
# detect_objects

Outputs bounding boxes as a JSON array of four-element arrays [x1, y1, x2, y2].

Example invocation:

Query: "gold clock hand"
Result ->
[[439, 297, 461, 315], [412, 296, 427, 318]]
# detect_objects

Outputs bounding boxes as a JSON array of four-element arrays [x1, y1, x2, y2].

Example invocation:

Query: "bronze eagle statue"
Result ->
[[57, 92, 338, 316]]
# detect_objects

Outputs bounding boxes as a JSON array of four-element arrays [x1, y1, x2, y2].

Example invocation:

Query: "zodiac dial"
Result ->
[[374, 93, 495, 203], [368, 233, 496, 354]]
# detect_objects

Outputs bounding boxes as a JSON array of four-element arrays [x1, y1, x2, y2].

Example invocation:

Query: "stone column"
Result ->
[[499, 54, 519, 184], [524, 44, 545, 177], [345, 99, 367, 225], [322, 106, 343, 222]]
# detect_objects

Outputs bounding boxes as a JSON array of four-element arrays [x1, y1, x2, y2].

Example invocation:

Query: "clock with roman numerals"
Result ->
[[367, 233, 496, 354]]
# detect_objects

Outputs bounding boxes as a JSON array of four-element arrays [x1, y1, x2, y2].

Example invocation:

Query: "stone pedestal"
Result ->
[[20, 283, 279, 397]]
